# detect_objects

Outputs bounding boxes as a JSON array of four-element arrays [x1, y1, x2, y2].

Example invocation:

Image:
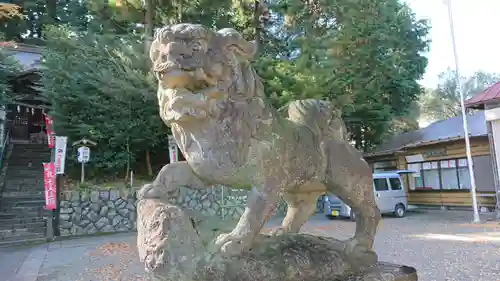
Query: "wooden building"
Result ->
[[2, 43, 48, 145], [465, 81, 500, 211], [365, 111, 497, 210]]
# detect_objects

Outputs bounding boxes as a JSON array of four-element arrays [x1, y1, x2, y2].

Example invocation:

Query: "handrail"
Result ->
[[0, 127, 11, 168], [0, 125, 11, 200]]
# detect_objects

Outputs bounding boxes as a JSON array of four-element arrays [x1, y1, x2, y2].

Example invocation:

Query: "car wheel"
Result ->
[[394, 204, 406, 218], [325, 215, 335, 220], [349, 210, 356, 221]]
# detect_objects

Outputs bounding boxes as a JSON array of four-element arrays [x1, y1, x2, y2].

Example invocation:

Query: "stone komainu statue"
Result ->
[[139, 23, 381, 265]]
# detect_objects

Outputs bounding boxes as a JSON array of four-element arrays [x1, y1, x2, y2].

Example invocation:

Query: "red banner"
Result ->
[[44, 113, 55, 148], [43, 162, 57, 210]]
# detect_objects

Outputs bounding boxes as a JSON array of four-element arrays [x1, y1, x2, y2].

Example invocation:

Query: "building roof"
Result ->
[[366, 111, 487, 157], [465, 82, 500, 109], [1, 41, 43, 71]]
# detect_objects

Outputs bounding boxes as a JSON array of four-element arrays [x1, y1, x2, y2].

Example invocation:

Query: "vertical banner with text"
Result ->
[[55, 136, 68, 174], [44, 113, 55, 148], [43, 162, 57, 210]]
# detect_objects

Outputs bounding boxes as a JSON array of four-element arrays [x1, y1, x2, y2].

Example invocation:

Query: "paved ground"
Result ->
[[1, 209, 500, 281]]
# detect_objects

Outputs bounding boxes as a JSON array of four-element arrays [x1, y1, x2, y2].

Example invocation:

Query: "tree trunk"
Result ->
[[124, 139, 130, 183], [46, 0, 56, 23], [144, 0, 155, 55], [136, 198, 418, 281], [146, 149, 153, 176], [253, 0, 261, 54]]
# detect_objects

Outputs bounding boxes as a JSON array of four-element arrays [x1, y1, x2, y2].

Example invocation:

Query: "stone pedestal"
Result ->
[[340, 263, 417, 281], [137, 199, 418, 281]]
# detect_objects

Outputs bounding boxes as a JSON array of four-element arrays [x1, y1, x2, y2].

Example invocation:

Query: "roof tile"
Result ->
[[465, 82, 500, 108], [368, 111, 487, 155]]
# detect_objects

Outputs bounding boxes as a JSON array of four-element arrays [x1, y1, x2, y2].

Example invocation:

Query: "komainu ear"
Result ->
[[217, 28, 257, 60]]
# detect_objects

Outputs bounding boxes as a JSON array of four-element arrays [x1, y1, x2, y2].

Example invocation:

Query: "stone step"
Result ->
[[0, 221, 46, 231], [8, 158, 51, 164], [2, 199, 46, 208], [10, 154, 51, 159], [12, 144, 50, 151], [4, 169, 44, 177], [0, 236, 46, 248], [0, 217, 45, 225], [1, 191, 44, 198], [0, 231, 46, 242], [0, 228, 40, 237], [11, 205, 45, 212], [3, 180, 43, 189], [3, 181, 43, 188], [8, 153, 50, 157], [6, 162, 48, 168], [9, 157, 50, 161], [9, 152, 50, 156], [2, 188, 44, 194], [0, 202, 45, 211], [0, 210, 46, 218]]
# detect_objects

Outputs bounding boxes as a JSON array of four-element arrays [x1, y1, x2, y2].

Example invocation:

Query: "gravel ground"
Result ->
[[295, 210, 500, 281], [1, 209, 499, 281]]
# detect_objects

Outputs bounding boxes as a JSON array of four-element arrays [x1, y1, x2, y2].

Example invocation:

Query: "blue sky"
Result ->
[[406, 0, 500, 89]]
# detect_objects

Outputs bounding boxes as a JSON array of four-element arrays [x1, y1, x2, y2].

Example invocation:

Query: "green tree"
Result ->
[[39, 25, 167, 179], [420, 69, 500, 121], [272, 0, 429, 150], [0, 3, 22, 19], [0, 41, 23, 104], [31, 0, 430, 179]]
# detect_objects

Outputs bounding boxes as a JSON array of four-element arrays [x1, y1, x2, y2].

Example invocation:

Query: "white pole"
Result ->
[[81, 162, 85, 183], [445, 0, 480, 223]]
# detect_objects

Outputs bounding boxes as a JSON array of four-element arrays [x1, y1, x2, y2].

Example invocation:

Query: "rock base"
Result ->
[[137, 198, 418, 281], [338, 262, 417, 281]]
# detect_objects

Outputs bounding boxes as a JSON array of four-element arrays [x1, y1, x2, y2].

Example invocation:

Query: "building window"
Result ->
[[422, 161, 440, 190], [440, 160, 458, 190], [408, 158, 471, 190], [457, 159, 471, 189], [372, 160, 397, 173]]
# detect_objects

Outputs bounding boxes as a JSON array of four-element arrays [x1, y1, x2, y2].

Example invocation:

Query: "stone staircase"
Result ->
[[0, 143, 51, 247]]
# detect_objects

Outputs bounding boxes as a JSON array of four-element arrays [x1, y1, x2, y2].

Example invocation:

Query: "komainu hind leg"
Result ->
[[326, 179, 381, 266], [270, 190, 322, 235]]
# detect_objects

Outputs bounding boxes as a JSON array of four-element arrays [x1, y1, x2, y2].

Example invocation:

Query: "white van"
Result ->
[[323, 170, 414, 220]]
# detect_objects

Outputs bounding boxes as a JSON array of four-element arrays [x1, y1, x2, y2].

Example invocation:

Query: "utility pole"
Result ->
[[445, 0, 480, 223]]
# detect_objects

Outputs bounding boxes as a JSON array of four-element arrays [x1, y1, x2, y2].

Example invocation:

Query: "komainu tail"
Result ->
[[280, 99, 348, 141]]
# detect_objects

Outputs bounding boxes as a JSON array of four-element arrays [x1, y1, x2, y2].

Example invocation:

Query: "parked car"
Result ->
[[323, 170, 414, 220]]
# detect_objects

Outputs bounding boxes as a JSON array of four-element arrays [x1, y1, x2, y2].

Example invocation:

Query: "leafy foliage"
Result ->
[[39, 25, 168, 179], [2, 0, 430, 179], [270, 0, 429, 150], [0, 3, 22, 19], [420, 69, 500, 121], [0, 41, 23, 104]]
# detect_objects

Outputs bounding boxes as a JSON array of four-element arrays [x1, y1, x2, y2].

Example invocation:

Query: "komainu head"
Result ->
[[150, 23, 264, 125]]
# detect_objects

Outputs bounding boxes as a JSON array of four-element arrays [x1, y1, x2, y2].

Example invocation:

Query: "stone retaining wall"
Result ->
[[58, 186, 320, 237], [59, 190, 137, 236]]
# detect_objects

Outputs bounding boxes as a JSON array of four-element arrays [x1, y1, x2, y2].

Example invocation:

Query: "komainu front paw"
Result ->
[[137, 184, 157, 200], [342, 238, 378, 267], [268, 227, 289, 236], [214, 232, 250, 256], [137, 183, 178, 202]]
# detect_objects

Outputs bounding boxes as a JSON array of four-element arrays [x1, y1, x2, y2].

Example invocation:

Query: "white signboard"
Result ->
[[168, 135, 178, 163], [405, 154, 424, 163], [77, 146, 90, 163], [55, 136, 68, 174]]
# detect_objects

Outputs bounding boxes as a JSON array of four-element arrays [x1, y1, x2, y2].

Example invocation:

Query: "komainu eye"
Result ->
[[191, 41, 202, 52]]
